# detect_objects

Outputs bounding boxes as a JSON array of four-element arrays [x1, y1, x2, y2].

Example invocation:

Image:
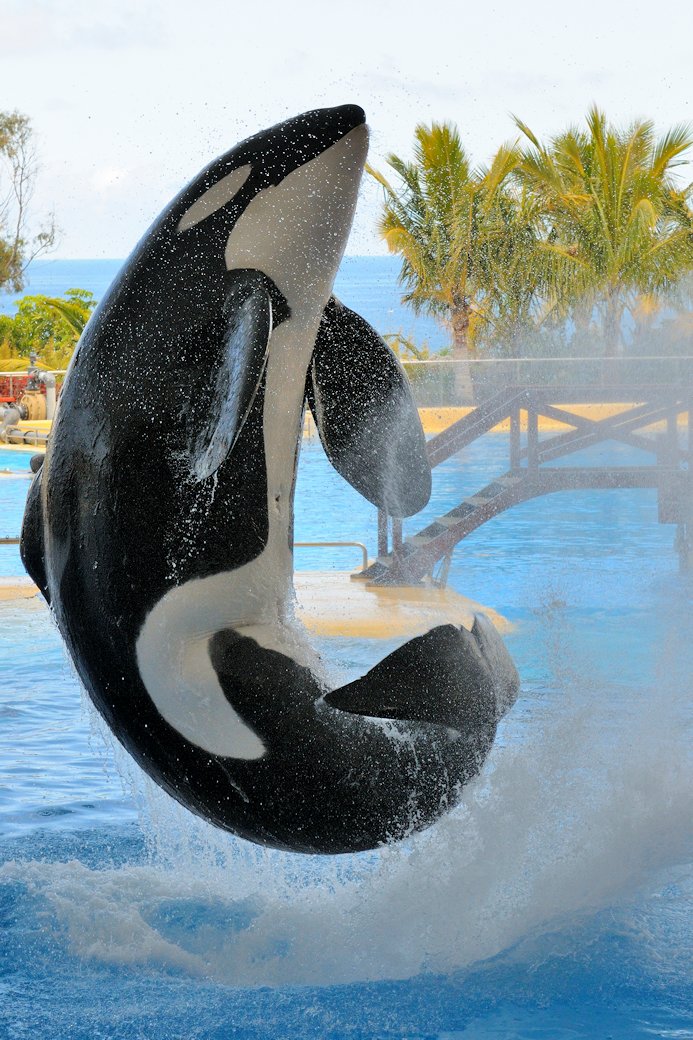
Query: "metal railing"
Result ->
[[402, 356, 693, 407], [1, 537, 371, 573], [294, 541, 369, 571], [3, 359, 691, 410]]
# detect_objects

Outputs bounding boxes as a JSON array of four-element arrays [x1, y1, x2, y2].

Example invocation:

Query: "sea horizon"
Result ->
[[0, 255, 449, 352]]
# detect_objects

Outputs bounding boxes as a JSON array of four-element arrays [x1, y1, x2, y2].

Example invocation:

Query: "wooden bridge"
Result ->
[[360, 385, 692, 586]]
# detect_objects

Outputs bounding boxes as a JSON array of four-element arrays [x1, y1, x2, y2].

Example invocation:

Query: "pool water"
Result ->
[[0, 437, 691, 1039]]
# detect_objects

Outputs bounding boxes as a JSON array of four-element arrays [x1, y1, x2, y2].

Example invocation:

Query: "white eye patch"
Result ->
[[178, 164, 252, 232]]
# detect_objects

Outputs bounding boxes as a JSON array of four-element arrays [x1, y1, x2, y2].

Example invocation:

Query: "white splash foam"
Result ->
[[3, 633, 691, 988]]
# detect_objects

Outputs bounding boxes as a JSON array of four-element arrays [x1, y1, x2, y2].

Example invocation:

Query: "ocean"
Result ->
[[0, 255, 449, 352]]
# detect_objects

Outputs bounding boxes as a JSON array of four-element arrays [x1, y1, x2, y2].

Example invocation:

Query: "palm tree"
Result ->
[[474, 185, 554, 354], [44, 295, 92, 338], [514, 107, 693, 356], [368, 124, 532, 361]]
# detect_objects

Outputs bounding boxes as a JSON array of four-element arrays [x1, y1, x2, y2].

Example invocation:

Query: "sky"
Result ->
[[2, 0, 693, 258]]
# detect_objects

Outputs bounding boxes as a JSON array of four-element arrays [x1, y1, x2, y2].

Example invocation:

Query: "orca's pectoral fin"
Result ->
[[209, 627, 324, 738], [20, 464, 50, 603], [324, 618, 519, 733], [306, 296, 431, 518], [190, 270, 275, 481]]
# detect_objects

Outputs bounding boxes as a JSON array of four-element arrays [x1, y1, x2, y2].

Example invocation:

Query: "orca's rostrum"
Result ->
[[21, 106, 519, 853]]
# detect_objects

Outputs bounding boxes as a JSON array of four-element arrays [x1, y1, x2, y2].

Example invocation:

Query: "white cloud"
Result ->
[[0, 0, 165, 54], [2, 0, 690, 256], [90, 166, 131, 192]]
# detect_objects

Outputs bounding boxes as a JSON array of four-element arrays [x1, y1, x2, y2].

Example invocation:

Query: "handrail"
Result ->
[[294, 541, 369, 571], [1, 537, 371, 572], [0, 370, 68, 376], [1, 359, 690, 375], [402, 355, 693, 365]]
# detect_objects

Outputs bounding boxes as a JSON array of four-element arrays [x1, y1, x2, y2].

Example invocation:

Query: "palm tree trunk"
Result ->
[[603, 291, 624, 359], [450, 306, 475, 405]]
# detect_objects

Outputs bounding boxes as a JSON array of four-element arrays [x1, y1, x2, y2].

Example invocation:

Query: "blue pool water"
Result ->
[[1, 436, 691, 1039]]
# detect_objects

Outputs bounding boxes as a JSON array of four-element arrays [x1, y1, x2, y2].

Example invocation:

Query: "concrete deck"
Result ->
[[0, 571, 511, 637], [2, 405, 687, 454]]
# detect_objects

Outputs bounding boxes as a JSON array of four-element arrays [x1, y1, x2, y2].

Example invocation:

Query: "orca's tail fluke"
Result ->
[[207, 618, 519, 853], [323, 616, 519, 731]]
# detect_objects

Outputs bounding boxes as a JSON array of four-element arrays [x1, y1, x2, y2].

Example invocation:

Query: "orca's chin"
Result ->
[[332, 103, 367, 131]]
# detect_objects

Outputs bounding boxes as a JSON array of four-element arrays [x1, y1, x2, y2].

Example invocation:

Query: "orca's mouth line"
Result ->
[[175, 105, 367, 242]]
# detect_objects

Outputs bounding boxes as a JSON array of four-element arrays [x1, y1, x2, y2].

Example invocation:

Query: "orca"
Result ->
[[21, 105, 519, 853]]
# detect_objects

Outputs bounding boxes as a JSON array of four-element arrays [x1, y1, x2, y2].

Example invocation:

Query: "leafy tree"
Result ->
[[0, 110, 57, 293], [382, 331, 436, 360], [0, 288, 96, 367], [368, 124, 542, 360], [515, 107, 693, 355]]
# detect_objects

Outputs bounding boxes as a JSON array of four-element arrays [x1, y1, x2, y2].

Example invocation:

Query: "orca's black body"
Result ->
[[21, 106, 519, 853]]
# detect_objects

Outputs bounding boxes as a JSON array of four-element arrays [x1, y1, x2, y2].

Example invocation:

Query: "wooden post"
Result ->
[[666, 405, 678, 461], [392, 518, 403, 552], [527, 406, 539, 471], [510, 406, 521, 470], [377, 509, 388, 557], [679, 396, 693, 570]]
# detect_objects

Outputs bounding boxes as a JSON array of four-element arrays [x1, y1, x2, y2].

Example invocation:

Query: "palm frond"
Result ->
[[651, 123, 693, 179], [44, 298, 90, 337]]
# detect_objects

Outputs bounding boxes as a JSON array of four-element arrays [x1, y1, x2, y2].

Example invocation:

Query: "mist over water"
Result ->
[[4, 559, 690, 997], [1, 342, 692, 1034]]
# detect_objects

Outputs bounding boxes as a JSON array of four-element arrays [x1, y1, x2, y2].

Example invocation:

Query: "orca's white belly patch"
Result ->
[[136, 305, 322, 761], [136, 565, 268, 759]]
